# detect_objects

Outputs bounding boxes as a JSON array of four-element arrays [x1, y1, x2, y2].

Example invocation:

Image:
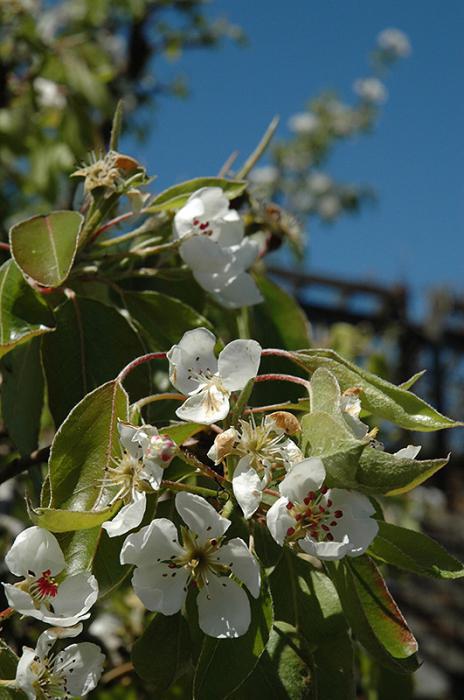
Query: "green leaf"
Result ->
[[162, 422, 204, 445], [0, 259, 55, 358], [254, 276, 311, 350], [48, 380, 128, 511], [9, 211, 83, 287], [42, 297, 146, 426], [0, 338, 44, 455], [144, 178, 247, 213], [357, 447, 449, 495], [28, 503, 119, 533], [294, 349, 461, 431], [193, 583, 273, 699], [369, 521, 464, 579], [228, 622, 312, 700], [0, 640, 23, 700], [309, 367, 342, 416], [330, 556, 419, 673], [124, 290, 212, 350], [132, 612, 191, 689]]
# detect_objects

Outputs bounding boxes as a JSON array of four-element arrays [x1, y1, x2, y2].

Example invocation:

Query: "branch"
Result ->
[[0, 446, 50, 486]]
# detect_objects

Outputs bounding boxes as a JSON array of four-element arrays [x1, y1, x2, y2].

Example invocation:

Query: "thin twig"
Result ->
[[0, 446, 50, 486], [217, 150, 240, 177], [102, 661, 134, 684], [89, 211, 135, 244], [117, 352, 167, 383], [255, 373, 310, 389], [236, 116, 280, 178]]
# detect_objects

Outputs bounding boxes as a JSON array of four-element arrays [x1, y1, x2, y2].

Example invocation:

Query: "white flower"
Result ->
[[174, 187, 263, 309], [3, 527, 98, 627], [207, 413, 303, 519], [33, 77, 66, 110], [167, 328, 261, 425], [266, 459, 378, 560], [354, 77, 388, 104], [307, 172, 332, 195], [16, 625, 105, 699], [121, 492, 260, 638], [102, 422, 177, 538], [394, 445, 421, 460], [318, 194, 341, 220], [288, 112, 320, 135], [249, 165, 279, 186], [377, 28, 411, 58]]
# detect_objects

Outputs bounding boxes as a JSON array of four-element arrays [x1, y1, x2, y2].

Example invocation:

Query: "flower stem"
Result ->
[[261, 348, 296, 360], [130, 392, 186, 420], [161, 480, 219, 498], [117, 352, 167, 383], [254, 373, 310, 389], [89, 211, 135, 244]]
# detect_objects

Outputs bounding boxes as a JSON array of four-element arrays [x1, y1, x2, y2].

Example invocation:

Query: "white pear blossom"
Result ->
[[248, 165, 279, 187], [307, 172, 332, 196], [288, 112, 320, 135], [318, 193, 341, 220], [377, 28, 411, 58], [15, 625, 104, 699], [354, 77, 388, 104], [167, 328, 261, 425], [33, 77, 66, 110], [121, 492, 260, 638], [207, 412, 303, 519], [102, 422, 177, 538], [3, 527, 98, 627], [173, 187, 263, 308], [266, 458, 379, 560]]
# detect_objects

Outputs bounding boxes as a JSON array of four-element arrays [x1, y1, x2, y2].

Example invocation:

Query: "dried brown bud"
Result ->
[[208, 428, 238, 464], [268, 411, 301, 435]]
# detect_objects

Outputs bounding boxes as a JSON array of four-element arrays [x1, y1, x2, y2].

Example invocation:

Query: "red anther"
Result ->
[[326, 533, 334, 541], [320, 485, 328, 495], [193, 219, 200, 226], [168, 562, 177, 569], [310, 530, 319, 538], [308, 491, 316, 500], [36, 570, 58, 598], [161, 453, 171, 462], [318, 505, 326, 513], [286, 527, 296, 537], [286, 501, 294, 510], [334, 510, 343, 518], [295, 513, 303, 521], [303, 496, 311, 505], [304, 508, 313, 517], [210, 539, 217, 546], [199, 222, 209, 230], [330, 521, 337, 527], [321, 524, 330, 532], [327, 499, 333, 507]]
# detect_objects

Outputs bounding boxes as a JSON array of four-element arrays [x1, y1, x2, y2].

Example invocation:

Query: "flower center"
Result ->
[[104, 452, 142, 503], [29, 570, 58, 601], [32, 657, 69, 699], [168, 530, 229, 589], [286, 487, 344, 543], [192, 217, 214, 236]]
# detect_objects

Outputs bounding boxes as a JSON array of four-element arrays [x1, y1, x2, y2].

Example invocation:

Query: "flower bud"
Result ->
[[267, 411, 301, 435], [207, 428, 238, 464], [145, 434, 177, 465]]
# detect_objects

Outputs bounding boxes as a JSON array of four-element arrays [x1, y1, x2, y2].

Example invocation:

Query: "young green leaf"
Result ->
[[369, 521, 464, 579], [294, 349, 461, 431], [0, 259, 55, 358], [309, 367, 343, 416], [9, 210, 83, 287], [132, 612, 191, 689], [28, 503, 119, 533], [253, 276, 311, 350], [144, 177, 247, 213], [357, 447, 449, 495]]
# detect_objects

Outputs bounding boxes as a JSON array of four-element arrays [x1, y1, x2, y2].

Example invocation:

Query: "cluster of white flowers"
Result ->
[[377, 28, 412, 58], [173, 187, 263, 308], [353, 77, 388, 104]]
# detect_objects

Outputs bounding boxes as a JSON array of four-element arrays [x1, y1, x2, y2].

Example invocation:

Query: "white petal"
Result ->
[[15, 647, 37, 700], [175, 492, 230, 544], [197, 574, 251, 638], [118, 422, 141, 459], [141, 461, 164, 490], [132, 564, 189, 614], [212, 273, 263, 309], [217, 538, 261, 598], [344, 516, 379, 557], [5, 526, 65, 578], [299, 535, 351, 561], [175, 387, 230, 425], [46, 573, 98, 624], [102, 491, 146, 538], [36, 624, 83, 659], [180, 237, 233, 273], [280, 439, 304, 469], [266, 497, 295, 546], [192, 187, 230, 220], [232, 458, 263, 519], [55, 642, 105, 696], [215, 210, 244, 246], [193, 269, 234, 293], [120, 518, 183, 567], [279, 458, 326, 503], [394, 445, 421, 460], [167, 327, 218, 395], [329, 489, 376, 517], [218, 339, 262, 391], [226, 237, 260, 273], [3, 584, 36, 616]]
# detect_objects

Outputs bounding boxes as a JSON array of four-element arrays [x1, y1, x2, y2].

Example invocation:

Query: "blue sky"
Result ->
[[126, 0, 464, 316]]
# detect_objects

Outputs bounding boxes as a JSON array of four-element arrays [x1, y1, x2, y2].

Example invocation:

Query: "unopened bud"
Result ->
[[145, 434, 177, 465], [268, 411, 301, 435]]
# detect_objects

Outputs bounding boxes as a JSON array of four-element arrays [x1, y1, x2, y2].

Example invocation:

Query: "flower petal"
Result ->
[[141, 461, 164, 490], [102, 490, 146, 538], [131, 563, 189, 614], [167, 328, 218, 395], [279, 458, 326, 503], [15, 647, 37, 700], [55, 642, 105, 696], [175, 387, 230, 425], [5, 526, 65, 578], [212, 273, 263, 309], [46, 573, 98, 625], [216, 537, 261, 598], [226, 237, 260, 273], [394, 445, 421, 460], [215, 209, 244, 246], [299, 535, 351, 561], [118, 422, 141, 459], [218, 339, 262, 391], [191, 187, 230, 220], [232, 457, 263, 519], [175, 492, 230, 544], [266, 497, 295, 546], [36, 624, 83, 659], [197, 574, 251, 638], [120, 518, 183, 567], [180, 237, 233, 274]]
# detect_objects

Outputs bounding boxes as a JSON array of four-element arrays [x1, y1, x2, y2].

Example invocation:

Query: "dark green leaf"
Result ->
[[132, 612, 191, 689], [193, 583, 273, 699], [369, 521, 464, 579], [42, 297, 146, 426], [145, 178, 247, 213], [0, 640, 23, 700], [0, 338, 44, 455], [294, 349, 460, 431], [9, 210, 83, 287], [124, 290, 212, 350], [0, 259, 55, 358], [254, 276, 311, 350]]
